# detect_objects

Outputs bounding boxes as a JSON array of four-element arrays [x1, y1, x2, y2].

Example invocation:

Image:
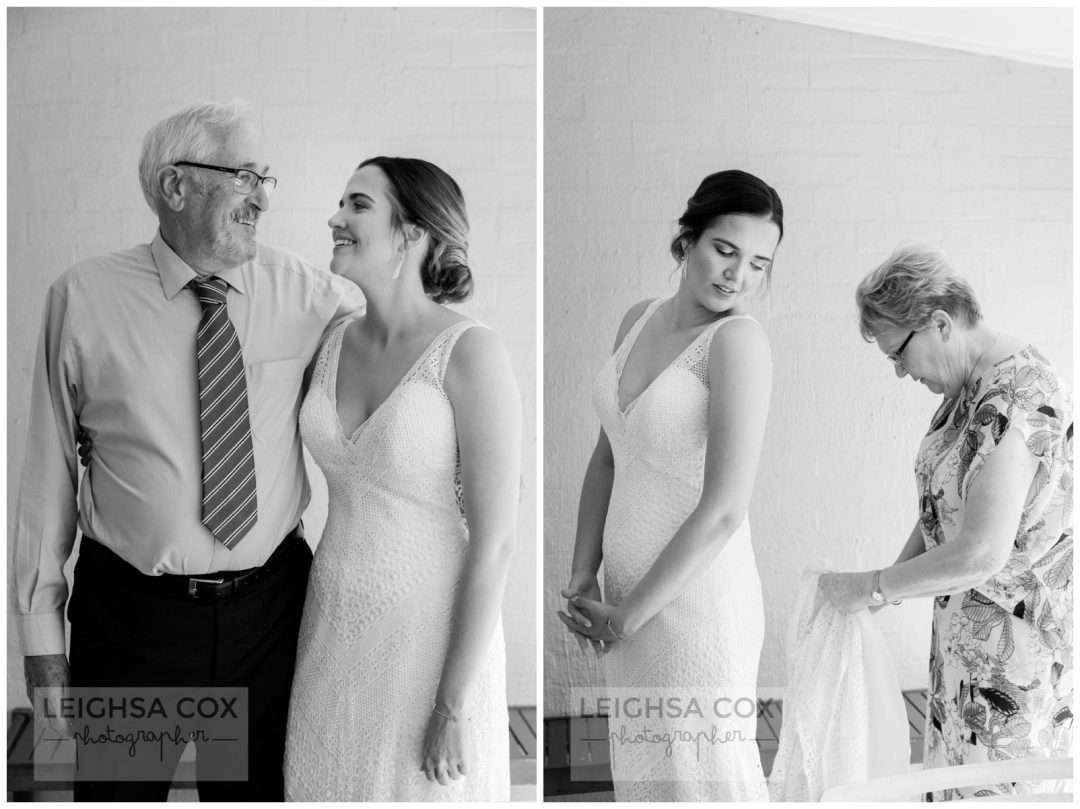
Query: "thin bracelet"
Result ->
[[606, 618, 624, 641], [432, 704, 459, 722]]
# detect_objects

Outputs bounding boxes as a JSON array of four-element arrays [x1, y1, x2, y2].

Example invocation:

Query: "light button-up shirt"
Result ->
[[12, 232, 361, 656]]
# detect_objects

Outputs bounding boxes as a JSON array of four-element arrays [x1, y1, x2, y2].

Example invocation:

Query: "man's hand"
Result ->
[[25, 654, 72, 738], [76, 425, 92, 468]]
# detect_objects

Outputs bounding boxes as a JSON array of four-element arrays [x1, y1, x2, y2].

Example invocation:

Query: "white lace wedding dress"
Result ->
[[768, 574, 910, 801], [284, 319, 510, 802], [594, 297, 769, 801]]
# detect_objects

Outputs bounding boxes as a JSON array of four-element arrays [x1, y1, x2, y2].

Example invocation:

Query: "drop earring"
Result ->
[[392, 247, 404, 280]]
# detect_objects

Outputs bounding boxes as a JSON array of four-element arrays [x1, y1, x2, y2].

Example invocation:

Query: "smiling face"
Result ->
[[328, 165, 402, 285], [188, 123, 269, 269], [681, 214, 780, 314]]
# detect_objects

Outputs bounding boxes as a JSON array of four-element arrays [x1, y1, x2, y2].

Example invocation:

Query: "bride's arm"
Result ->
[[433, 325, 522, 718], [565, 431, 613, 586], [609, 317, 772, 638], [560, 430, 614, 655], [562, 301, 654, 635]]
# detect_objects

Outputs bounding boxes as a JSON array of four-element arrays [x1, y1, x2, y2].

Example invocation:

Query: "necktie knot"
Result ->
[[191, 276, 229, 309]]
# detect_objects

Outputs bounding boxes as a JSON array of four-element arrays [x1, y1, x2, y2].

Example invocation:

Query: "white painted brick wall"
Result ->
[[7, 7, 537, 708], [544, 8, 1071, 716]]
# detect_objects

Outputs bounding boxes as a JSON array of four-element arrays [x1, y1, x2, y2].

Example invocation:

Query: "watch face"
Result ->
[[871, 590, 885, 603]]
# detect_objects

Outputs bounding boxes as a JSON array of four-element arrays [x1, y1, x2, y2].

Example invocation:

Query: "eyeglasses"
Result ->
[[175, 161, 277, 197], [887, 330, 917, 368]]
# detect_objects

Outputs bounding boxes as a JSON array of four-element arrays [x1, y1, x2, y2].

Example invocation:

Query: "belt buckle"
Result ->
[[187, 577, 225, 599]]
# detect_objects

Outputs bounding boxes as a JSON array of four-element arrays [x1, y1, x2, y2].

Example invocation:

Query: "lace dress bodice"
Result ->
[[284, 318, 509, 802], [592, 297, 769, 801], [596, 298, 757, 604], [301, 319, 471, 625]]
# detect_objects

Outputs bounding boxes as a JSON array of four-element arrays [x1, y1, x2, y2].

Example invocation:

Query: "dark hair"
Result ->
[[670, 169, 784, 286], [358, 156, 473, 304]]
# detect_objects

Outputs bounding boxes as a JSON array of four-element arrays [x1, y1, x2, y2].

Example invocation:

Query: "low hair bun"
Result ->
[[423, 243, 473, 304], [357, 156, 473, 304]]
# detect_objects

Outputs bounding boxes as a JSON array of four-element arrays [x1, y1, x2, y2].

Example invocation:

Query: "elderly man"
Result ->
[[11, 101, 359, 801]]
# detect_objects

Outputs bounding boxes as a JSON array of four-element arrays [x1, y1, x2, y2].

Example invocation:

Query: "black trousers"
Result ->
[[67, 533, 312, 802]]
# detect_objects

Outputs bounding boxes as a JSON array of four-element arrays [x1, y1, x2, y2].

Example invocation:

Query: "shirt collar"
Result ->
[[151, 231, 249, 300]]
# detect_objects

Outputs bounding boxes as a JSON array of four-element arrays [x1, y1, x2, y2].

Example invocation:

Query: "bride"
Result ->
[[284, 157, 520, 801], [558, 169, 783, 801]]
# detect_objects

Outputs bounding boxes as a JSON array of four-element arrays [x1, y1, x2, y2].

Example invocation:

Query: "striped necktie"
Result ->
[[190, 276, 258, 549]]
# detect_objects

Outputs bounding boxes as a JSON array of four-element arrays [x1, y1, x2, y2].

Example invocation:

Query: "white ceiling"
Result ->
[[736, 7, 1072, 68]]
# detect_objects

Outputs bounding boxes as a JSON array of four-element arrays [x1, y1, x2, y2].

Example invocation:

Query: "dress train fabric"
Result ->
[[768, 573, 910, 801]]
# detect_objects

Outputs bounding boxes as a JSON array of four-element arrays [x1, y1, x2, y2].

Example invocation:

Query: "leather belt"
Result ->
[[177, 526, 306, 601], [78, 526, 307, 602]]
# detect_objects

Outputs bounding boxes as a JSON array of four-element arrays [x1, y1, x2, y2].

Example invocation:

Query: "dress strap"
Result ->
[[686, 313, 766, 379], [431, 320, 487, 386], [700, 312, 759, 350], [703, 312, 758, 338], [313, 317, 356, 397]]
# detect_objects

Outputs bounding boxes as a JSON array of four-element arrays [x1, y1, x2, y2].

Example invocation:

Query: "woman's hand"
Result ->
[[420, 708, 467, 786], [557, 589, 626, 655], [818, 571, 875, 614], [559, 574, 605, 656]]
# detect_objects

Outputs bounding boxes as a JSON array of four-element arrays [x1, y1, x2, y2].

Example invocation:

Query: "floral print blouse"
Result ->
[[917, 345, 1072, 799]]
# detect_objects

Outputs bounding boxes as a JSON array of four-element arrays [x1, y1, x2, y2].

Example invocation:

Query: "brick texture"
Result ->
[[7, 7, 537, 708], [544, 8, 1071, 716]]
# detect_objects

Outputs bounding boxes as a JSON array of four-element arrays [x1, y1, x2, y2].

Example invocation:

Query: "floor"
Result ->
[[544, 690, 929, 800], [8, 706, 537, 802]]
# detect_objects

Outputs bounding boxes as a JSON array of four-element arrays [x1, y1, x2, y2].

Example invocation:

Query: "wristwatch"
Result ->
[[870, 570, 902, 605]]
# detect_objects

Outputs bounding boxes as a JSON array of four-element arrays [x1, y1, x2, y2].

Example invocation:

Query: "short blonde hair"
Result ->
[[137, 101, 251, 212], [855, 245, 982, 342]]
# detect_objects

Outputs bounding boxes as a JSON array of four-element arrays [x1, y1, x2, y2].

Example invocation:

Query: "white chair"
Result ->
[[820, 756, 1073, 802]]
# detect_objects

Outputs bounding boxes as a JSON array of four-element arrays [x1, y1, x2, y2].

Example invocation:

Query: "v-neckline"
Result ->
[[327, 318, 462, 444], [615, 298, 723, 416]]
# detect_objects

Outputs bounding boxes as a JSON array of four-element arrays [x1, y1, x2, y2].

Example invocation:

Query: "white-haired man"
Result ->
[[11, 101, 359, 801]]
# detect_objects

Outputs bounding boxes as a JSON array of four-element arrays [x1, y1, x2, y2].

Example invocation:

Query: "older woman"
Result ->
[[821, 246, 1072, 800]]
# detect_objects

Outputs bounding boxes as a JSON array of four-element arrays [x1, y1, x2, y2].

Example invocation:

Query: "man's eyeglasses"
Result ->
[[175, 161, 277, 197], [887, 329, 917, 368]]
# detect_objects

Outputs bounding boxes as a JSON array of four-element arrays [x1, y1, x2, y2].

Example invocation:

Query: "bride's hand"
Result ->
[[557, 592, 626, 655], [421, 707, 467, 786], [559, 576, 606, 657], [563, 574, 601, 626]]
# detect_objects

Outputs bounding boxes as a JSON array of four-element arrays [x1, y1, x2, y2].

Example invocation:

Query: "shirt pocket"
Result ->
[[246, 357, 307, 446]]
